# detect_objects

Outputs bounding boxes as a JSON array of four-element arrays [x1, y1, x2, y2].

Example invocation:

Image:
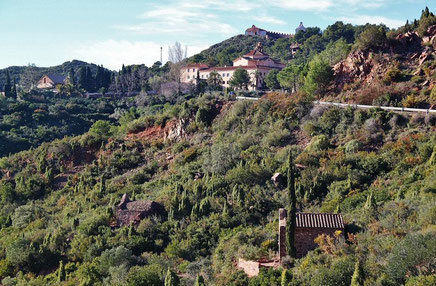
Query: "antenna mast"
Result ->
[[160, 47, 163, 65]]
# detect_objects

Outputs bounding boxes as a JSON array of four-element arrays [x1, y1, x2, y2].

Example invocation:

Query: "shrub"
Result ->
[[383, 67, 404, 84], [127, 265, 163, 286], [263, 129, 291, 147], [344, 140, 362, 154], [386, 232, 436, 284], [306, 135, 330, 152], [98, 246, 135, 277], [89, 120, 112, 141], [405, 275, 436, 286]]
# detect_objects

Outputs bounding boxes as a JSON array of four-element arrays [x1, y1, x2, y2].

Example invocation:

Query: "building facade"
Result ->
[[279, 208, 344, 259], [36, 74, 66, 89], [181, 43, 285, 91]]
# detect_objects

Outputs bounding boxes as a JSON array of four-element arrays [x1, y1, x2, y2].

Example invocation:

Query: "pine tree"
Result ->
[[281, 269, 292, 286], [57, 260, 66, 282], [351, 260, 364, 286], [164, 268, 180, 286], [286, 150, 297, 258], [194, 274, 206, 286], [4, 69, 11, 98]]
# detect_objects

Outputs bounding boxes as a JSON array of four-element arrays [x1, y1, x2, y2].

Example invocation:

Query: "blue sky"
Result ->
[[0, 0, 433, 70]]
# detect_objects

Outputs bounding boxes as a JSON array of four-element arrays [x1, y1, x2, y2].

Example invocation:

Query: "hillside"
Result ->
[[0, 60, 109, 91], [0, 93, 435, 285], [187, 34, 292, 66], [0, 6, 435, 286]]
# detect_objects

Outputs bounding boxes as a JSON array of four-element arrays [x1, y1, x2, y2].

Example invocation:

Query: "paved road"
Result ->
[[235, 96, 436, 114]]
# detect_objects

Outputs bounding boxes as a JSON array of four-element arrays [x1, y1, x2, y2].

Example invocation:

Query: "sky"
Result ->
[[0, 0, 433, 70]]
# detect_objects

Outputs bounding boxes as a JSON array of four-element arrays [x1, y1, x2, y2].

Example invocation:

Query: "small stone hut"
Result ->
[[279, 208, 344, 259], [116, 193, 166, 226]]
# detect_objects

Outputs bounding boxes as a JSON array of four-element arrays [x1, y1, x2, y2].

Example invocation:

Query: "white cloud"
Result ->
[[270, 0, 333, 11], [338, 14, 405, 28], [72, 40, 208, 70], [117, 4, 237, 36], [270, 0, 391, 12], [256, 15, 286, 25], [180, 0, 261, 12]]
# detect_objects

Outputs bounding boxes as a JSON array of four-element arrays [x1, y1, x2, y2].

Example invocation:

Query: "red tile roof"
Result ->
[[246, 25, 266, 33], [202, 65, 275, 72], [296, 213, 344, 229], [244, 49, 269, 58], [183, 63, 209, 70]]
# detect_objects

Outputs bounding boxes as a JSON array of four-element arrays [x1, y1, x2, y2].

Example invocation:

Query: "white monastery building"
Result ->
[[181, 43, 286, 91]]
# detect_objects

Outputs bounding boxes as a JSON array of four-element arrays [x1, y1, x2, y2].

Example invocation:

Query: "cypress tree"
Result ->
[[281, 269, 292, 286], [95, 66, 103, 90], [86, 67, 94, 92], [78, 67, 87, 89], [286, 150, 297, 258], [57, 260, 66, 282], [4, 69, 11, 98], [68, 67, 76, 86], [351, 260, 364, 286], [164, 268, 180, 286], [194, 274, 206, 286], [12, 78, 17, 99]]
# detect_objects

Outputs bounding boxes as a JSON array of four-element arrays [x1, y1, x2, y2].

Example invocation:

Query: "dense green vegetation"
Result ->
[[0, 6, 434, 286], [0, 91, 435, 285], [0, 60, 109, 92], [0, 93, 122, 157]]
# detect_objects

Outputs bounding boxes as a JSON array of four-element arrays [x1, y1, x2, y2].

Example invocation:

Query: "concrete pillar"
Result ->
[[279, 208, 287, 261]]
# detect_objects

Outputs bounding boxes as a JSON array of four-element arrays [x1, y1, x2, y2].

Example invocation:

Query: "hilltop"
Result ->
[[0, 60, 110, 91]]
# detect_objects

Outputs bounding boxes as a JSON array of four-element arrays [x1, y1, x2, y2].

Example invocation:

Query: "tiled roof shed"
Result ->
[[116, 194, 166, 227], [296, 213, 344, 229], [279, 209, 345, 259]]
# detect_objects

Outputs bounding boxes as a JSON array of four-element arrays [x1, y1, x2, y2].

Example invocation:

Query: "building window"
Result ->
[[227, 73, 230, 77], [187, 69, 190, 72], [187, 75, 190, 79], [193, 69, 196, 72]]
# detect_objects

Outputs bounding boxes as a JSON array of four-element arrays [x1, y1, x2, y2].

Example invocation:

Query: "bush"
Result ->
[[306, 135, 330, 152], [405, 275, 436, 286], [386, 232, 436, 284], [88, 120, 113, 141], [344, 140, 361, 154], [127, 265, 163, 286]]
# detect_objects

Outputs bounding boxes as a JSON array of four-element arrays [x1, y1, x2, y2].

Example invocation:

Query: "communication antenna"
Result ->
[[160, 47, 163, 65]]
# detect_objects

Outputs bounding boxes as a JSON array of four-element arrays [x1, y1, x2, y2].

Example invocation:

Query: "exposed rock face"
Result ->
[[334, 27, 435, 93], [164, 118, 189, 142], [116, 193, 166, 226], [422, 24, 436, 48], [333, 50, 378, 89]]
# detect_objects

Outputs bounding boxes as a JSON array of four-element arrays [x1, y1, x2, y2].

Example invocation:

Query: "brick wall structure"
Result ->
[[278, 209, 344, 259]]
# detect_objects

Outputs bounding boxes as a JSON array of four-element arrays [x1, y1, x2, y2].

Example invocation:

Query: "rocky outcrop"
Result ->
[[422, 24, 436, 48], [333, 50, 379, 89], [164, 118, 190, 142], [334, 27, 435, 92]]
